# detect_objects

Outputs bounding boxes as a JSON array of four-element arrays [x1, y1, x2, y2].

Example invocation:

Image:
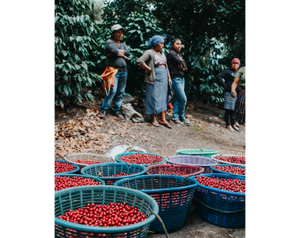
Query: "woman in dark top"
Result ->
[[167, 36, 190, 126], [99, 24, 130, 119], [216, 58, 241, 132]]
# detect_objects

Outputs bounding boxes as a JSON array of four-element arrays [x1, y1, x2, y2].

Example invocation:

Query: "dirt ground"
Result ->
[[55, 92, 245, 238]]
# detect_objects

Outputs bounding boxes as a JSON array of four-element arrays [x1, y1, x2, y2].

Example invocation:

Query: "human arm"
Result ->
[[231, 77, 240, 98], [168, 50, 187, 72], [231, 67, 244, 97], [168, 73, 172, 85], [106, 40, 128, 59], [137, 50, 152, 73], [120, 44, 131, 57], [139, 62, 151, 74]]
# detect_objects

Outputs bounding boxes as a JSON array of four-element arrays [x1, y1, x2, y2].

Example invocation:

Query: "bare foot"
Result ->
[[227, 125, 236, 132]]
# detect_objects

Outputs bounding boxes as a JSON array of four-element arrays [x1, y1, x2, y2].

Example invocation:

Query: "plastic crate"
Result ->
[[191, 173, 245, 228], [55, 185, 159, 238], [114, 175, 198, 232], [146, 164, 205, 177], [55, 159, 80, 175], [176, 148, 219, 158], [81, 163, 147, 186], [211, 154, 246, 167], [115, 152, 165, 167], [55, 174, 106, 192], [166, 155, 217, 173], [210, 164, 245, 177], [63, 153, 115, 168]]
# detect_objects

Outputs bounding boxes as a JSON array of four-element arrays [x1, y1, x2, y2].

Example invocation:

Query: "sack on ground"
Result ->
[[121, 103, 144, 123]]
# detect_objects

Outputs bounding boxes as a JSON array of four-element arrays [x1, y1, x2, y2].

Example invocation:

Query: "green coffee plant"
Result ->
[[55, 0, 102, 108]]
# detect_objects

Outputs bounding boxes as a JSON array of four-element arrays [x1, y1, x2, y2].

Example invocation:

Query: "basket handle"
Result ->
[[195, 197, 245, 213], [183, 175, 190, 181], [56, 154, 67, 161], [151, 211, 169, 238], [97, 171, 103, 178]]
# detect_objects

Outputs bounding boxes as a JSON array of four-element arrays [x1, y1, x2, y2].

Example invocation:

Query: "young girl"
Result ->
[[137, 35, 173, 129], [167, 36, 190, 125]]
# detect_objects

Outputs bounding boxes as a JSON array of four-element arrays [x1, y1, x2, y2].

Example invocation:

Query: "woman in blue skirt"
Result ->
[[137, 35, 172, 129], [216, 58, 241, 132]]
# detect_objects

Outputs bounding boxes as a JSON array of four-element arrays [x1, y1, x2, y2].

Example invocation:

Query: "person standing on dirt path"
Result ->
[[99, 24, 130, 120], [167, 36, 190, 126], [216, 58, 241, 132], [231, 66, 246, 127], [137, 35, 173, 129]]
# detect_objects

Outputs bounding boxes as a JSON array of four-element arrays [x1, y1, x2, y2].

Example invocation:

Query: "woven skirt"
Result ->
[[232, 90, 248, 124], [223, 92, 237, 110], [145, 66, 168, 115]]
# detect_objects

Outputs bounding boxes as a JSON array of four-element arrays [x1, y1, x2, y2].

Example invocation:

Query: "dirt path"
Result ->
[[55, 95, 245, 238], [55, 96, 245, 158]]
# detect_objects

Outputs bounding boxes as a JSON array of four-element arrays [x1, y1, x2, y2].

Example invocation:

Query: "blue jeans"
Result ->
[[100, 70, 128, 111], [171, 77, 187, 120]]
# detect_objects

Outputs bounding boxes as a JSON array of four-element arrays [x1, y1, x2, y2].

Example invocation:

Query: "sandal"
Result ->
[[232, 125, 240, 132], [227, 125, 237, 132], [151, 121, 160, 127], [159, 121, 172, 129]]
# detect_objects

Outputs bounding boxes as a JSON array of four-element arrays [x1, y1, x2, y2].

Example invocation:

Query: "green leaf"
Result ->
[[59, 99, 64, 108], [63, 75, 68, 82], [61, 50, 68, 57], [63, 85, 69, 96], [58, 85, 63, 93], [74, 64, 81, 70]]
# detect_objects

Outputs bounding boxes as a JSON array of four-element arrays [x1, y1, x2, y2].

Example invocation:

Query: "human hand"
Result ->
[[168, 75, 172, 85], [145, 68, 151, 74], [178, 65, 185, 71], [231, 90, 237, 98]]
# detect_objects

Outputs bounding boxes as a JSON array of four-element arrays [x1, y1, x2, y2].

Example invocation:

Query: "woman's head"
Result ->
[[169, 36, 182, 52], [111, 24, 125, 41], [147, 35, 165, 51], [231, 58, 240, 70]]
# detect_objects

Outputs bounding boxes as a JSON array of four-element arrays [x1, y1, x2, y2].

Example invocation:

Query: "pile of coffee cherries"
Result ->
[[55, 176, 102, 191], [212, 165, 245, 175], [214, 156, 246, 165], [118, 154, 163, 165], [74, 160, 104, 165], [55, 161, 76, 173]]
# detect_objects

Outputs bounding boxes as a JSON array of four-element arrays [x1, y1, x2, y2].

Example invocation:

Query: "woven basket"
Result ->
[[55, 185, 159, 238], [114, 175, 198, 232], [55, 159, 80, 175], [146, 164, 204, 177], [210, 164, 245, 177], [211, 154, 246, 167], [191, 173, 245, 228], [55, 174, 106, 192], [62, 153, 115, 168], [166, 155, 217, 173], [81, 163, 147, 186], [115, 152, 165, 167]]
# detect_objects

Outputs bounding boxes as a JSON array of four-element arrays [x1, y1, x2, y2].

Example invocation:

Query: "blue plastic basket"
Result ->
[[81, 163, 147, 185], [191, 173, 245, 228], [55, 159, 80, 175], [115, 152, 166, 167], [210, 164, 245, 177], [55, 174, 106, 192], [55, 185, 159, 238], [114, 175, 198, 232]]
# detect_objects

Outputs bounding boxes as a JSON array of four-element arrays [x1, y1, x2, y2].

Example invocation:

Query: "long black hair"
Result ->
[[168, 35, 181, 46]]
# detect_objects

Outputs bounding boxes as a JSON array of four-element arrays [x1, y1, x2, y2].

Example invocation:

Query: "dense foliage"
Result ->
[[55, 0, 102, 108], [55, 0, 245, 107]]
